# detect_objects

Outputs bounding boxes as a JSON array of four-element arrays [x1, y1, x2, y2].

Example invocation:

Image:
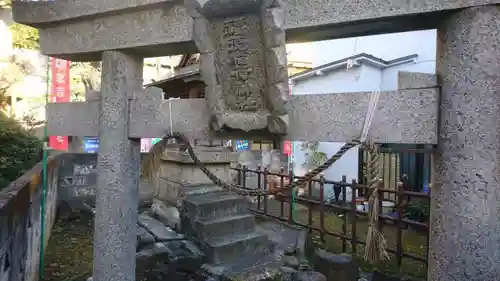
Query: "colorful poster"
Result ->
[[83, 138, 99, 153], [48, 57, 70, 151], [235, 140, 249, 152], [141, 138, 154, 153]]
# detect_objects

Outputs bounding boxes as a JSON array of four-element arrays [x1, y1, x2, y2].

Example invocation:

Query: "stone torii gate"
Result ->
[[12, 1, 499, 281]]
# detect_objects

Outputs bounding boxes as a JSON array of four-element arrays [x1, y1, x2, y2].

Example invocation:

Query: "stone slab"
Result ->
[[183, 192, 249, 221], [162, 148, 237, 164], [13, 1, 500, 60], [46, 101, 99, 137], [138, 214, 185, 242], [195, 213, 256, 241], [12, 0, 169, 25], [312, 249, 358, 281], [48, 89, 438, 143], [398, 71, 437, 90], [188, 1, 289, 136], [129, 89, 439, 144], [155, 179, 224, 207], [159, 162, 232, 186], [204, 232, 270, 264]]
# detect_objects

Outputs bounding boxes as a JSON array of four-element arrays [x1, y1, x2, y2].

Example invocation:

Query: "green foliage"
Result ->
[[2, 0, 40, 50], [70, 62, 101, 100], [403, 199, 430, 222], [300, 141, 327, 169], [0, 54, 34, 103], [0, 111, 42, 190], [0, 0, 10, 9], [9, 23, 39, 50]]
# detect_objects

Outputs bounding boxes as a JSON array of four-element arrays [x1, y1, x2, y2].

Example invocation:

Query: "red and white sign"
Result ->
[[49, 58, 70, 151], [283, 141, 292, 155], [283, 82, 293, 156]]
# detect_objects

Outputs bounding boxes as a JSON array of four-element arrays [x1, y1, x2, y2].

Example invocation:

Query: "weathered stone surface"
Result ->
[[283, 255, 300, 269], [296, 271, 327, 281], [136, 223, 205, 281], [37, 5, 195, 60], [12, 0, 168, 25], [128, 90, 437, 143], [277, 267, 327, 281], [14, 0, 500, 60], [48, 88, 438, 143], [280, 267, 298, 281], [150, 199, 181, 230], [46, 101, 99, 137], [202, 253, 283, 281], [313, 249, 358, 281], [184, 0, 289, 139], [138, 214, 185, 242], [371, 271, 402, 281], [429, 5, 500, 281], [92, 51, 142, 281], [397, 71, 437, 90], [162, 146, 236, 164], [256, 220, 309, 256], [137, 224, 155, 245], [288, 90, 437, 144], [155, 180, 224, 207]]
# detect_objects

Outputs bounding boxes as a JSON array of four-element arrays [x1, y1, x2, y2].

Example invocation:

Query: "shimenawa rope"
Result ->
[[141, 91, 388, 263], [360, 91, 389, 263]]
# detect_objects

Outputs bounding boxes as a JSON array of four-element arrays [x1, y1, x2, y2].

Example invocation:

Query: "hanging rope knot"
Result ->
[[359, 92, 390, 264]]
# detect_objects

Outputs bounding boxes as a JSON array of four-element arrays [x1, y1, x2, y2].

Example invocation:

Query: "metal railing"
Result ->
[[231, 147, 432, 278]]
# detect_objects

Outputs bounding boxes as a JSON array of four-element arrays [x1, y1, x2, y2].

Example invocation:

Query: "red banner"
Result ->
[[283, 140, 292, 155], [49, 58, 70, 151], [283, 82, 292, 155]]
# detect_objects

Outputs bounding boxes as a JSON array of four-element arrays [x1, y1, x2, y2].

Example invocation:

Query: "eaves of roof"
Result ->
[[289, 53, 418, 83]]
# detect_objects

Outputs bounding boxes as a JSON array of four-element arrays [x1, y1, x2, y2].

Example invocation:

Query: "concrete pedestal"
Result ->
[[92, 51, 142, 281], [429, 5, 500, 281], [155, 145, 236, 207]]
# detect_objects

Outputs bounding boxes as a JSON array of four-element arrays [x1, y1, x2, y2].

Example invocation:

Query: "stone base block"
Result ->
[[312, 249, 358, 281], [155, 179, 224, 207], [162, 146, 236, 164], [159, 161, 233, 185]]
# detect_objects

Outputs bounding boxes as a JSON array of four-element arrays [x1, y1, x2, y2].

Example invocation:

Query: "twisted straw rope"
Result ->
[[363, 141, 389, 263], [141, 132, 360, 197]]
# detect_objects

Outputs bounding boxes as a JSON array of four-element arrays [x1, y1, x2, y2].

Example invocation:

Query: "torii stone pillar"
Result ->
[[429, 5, 500, 281], [92, 51, 143, 281]]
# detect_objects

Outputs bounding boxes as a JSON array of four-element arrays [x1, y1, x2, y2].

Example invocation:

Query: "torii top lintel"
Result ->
[[11, 0, 500, 61]]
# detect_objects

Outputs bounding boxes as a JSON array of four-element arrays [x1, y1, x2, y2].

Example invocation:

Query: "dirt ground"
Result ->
[[43, 215, 94, 281], [42, 202, 427, 281]]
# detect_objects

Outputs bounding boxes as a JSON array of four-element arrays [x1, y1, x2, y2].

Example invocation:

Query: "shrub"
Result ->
[[0, 111, 43, 190]]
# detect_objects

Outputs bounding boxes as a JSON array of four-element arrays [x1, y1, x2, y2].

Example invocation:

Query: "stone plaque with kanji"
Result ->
[[184, 0, 289, 138]]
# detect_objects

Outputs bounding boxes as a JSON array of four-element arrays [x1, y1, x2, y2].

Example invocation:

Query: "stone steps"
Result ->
[[195, 213, 256, 241], [182, 190, 271, 265], [183, 191, 249, 221], [204, 232, 271, 265], [181, 183, 224, 197]]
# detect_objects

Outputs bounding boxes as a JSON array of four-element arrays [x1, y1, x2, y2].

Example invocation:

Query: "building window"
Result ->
[[250, 140, 275, 151]]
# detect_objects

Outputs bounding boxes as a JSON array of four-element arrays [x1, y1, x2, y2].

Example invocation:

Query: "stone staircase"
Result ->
[[181, 188, 272, 265]]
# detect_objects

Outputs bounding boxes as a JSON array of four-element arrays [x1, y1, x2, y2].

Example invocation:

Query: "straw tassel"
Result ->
[[363, 141, 390, 263], [141, 138, 169, 184]]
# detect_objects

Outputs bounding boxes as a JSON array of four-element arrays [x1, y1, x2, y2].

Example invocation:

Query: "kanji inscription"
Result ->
[[217, 16, 264, 111], [185, 0, 289, 137]]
